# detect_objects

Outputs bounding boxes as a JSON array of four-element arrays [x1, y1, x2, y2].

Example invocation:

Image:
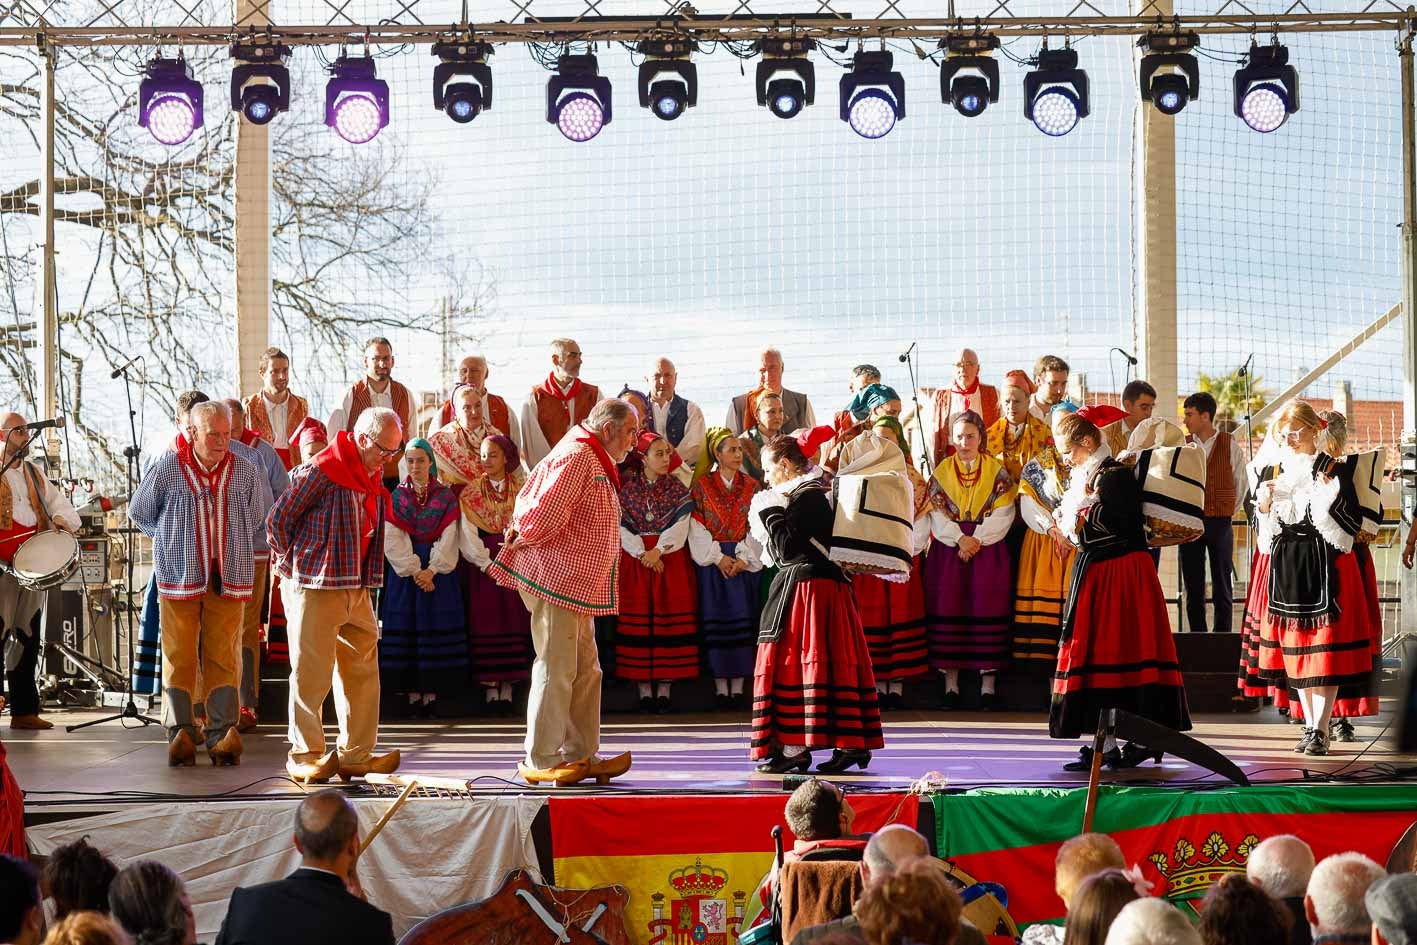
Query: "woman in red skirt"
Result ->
[[615, 432, 699, 712], [1256, 400, 1375, 757], [1237, 431, 1283, 708], [749, 429, 883, 774], [1049, 412, 1191, 772]]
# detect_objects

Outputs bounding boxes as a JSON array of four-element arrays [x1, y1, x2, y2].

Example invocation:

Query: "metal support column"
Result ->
[[233, 0, 273, 398], [1400, 23, 1417, 634], [36, 37, 58, 423]]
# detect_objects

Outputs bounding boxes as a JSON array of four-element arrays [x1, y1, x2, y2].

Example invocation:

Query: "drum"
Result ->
[[10, 530, 80, 590]]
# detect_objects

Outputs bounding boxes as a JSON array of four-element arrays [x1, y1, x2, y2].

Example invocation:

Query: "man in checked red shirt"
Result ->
[[267, 406, 404, 783], [491, 398, 638, 786]]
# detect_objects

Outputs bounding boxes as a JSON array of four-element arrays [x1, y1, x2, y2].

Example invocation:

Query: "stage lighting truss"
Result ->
[[433, 40, 493, 124], [1233, 40, 1299, 133], [637, 38, 697, 121], [1139, 30, 1200, 116], [755, 36, 815, 120], [325, 53, 390, 144], [229, 42, 291, 126], [839, 49, 905, 139], [547, 53, 612, 142], [939, 34, 1000, 118], [1023, 45, 1089, 136], [139, 56, 204, 146]]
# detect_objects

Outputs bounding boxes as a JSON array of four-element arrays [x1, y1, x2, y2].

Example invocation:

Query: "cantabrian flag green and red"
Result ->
[[550, 793, 915, 945], [933, 785, 1417, 941]]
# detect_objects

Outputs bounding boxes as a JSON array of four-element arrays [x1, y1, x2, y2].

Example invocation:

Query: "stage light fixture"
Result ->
[[1023, 46, 1090, 136], [756, 36, 815, 120], [637, 39, 696, 121], [229, 42, 291, 126], [839, 50, 905, 139], [1139, 31, 1200, 116], [939, 34, 1000, 118], [547, 53, 612, 142], [139, 57, 204, 146], [325, 54, 389, 144], [433, 41, 493, 124], [1233, 41, 1299, 133]]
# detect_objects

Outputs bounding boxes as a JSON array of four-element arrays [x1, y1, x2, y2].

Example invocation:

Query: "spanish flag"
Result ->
[[550, 793, 915, 945]]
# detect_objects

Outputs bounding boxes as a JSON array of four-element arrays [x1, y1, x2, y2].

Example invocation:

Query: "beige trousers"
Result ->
[[283, 579, 381, 765], [160, 582, 243, 748], [520, 589, 602, 769]]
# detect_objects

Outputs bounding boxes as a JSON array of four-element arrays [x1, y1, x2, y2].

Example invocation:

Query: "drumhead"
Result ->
[[12, 530, 79, 579]]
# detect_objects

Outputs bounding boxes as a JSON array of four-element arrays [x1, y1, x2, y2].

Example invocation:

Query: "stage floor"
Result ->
[[9, 702, 1416, 813]]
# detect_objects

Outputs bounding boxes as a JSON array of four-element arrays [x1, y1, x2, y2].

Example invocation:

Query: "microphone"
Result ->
[[76, 493, 129, 514], [1239, 352, 1254, 378], [20, 418, 64, 431], [1111, 347, 1138, 366], [110, 355, 141, 379], [898, 342, 917, 363]]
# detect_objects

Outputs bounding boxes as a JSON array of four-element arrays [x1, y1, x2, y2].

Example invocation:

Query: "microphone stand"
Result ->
[[68, 362, 158, 732], [903, 347, 932, 476]]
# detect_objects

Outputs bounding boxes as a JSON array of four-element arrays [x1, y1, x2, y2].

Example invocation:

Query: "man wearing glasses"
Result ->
[[928, 348, 1000, 466], [267, 407, 405, 783]]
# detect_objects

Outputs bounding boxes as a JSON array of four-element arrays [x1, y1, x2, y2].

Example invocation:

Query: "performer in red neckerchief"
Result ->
[[930, 347, 1000, 466], [243, 346, 310, 471], [518, 338, 602, 471]]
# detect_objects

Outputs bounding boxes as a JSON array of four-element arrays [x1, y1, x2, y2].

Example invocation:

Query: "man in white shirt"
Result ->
[[244, 346, 311, 471], [723, 348, 816, 436], [1028, 354, 1071, 424], [519, 338, 602, 470], [328, 337, 415, 490], [644, 358, 706, 470], [430, 355, 521, 451], [0, 413, 81, 730], [1180, 391, 1247, 634]]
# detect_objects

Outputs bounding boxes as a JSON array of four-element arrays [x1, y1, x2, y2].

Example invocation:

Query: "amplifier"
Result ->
[[62, 536, 110, 590]]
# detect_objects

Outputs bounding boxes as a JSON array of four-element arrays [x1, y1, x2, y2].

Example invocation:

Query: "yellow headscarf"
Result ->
[[693, 426, 735, 485]]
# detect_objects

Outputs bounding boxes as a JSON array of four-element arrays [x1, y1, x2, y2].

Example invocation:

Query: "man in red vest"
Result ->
[[430, 355, 521, 450], [929, 348, 1000, 465], [1181, 391, 1247, 633], [519, 338, 601, 470], [328, 337, 414, 491], [244, 347, 310, 471]]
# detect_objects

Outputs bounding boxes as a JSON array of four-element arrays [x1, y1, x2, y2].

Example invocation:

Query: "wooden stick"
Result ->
[[1080, 722, 1108, 834], [359, 777, 419, 855]]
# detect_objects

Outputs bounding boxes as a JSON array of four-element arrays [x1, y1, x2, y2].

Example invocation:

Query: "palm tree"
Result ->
[[1197, 368, 1270, 433]]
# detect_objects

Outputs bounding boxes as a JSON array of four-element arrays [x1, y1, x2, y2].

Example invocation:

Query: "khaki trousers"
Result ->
[[160, 581, 243, 748], [283, 579, 380, 765], [239, 560, 267, 709], [520, 589, 602, 769]]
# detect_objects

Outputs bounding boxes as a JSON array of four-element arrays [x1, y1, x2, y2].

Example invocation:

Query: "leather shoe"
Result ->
[[236, 707, 258, 733], [755, 752, 812, 775], [654, 696, 672, 715], [638, 696, 655, 713], [519, 760, 590, 787], [940, 690, 961, 711], [1062, 745, 1121, 772], [168, 729, 197, 767], [337, 750, 402, 782], [10, 714, 53, 730], [978, 692, 1002, 712], [286, 752, 338, 784], [816, 749, 871, 773], [208, 727, 243, 766]]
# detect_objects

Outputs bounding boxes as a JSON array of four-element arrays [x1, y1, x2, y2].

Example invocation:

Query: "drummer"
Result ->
[[0, 412, 81, 731]]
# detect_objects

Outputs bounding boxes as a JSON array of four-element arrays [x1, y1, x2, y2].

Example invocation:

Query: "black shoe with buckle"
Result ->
[[1109, 742, 1163, 769]]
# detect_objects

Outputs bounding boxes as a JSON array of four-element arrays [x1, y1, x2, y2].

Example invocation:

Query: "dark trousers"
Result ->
[[2, 619, 41, 716], [1180, 516, 1234, 633]]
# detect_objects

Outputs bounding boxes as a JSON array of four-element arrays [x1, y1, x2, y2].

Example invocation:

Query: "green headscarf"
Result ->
[[872, 415, 909, 455], [693, 426, 735, 484], [406, 436, 438, 479]]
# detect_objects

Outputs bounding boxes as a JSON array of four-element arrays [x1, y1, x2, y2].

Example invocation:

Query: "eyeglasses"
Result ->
[[361, 434, 403, 457], [1280, 429, 1304, 442]]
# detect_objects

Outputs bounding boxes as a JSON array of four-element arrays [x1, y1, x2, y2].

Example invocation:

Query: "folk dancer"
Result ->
[[431, 355, 521, 454], [987, 381, 1052, 562], [1028, 355, 1071, 424], [327, 337, 415, 492], [724, 347, 817, 436], [519, 338, 602, 470], [428, 386, 500, 491], [243, 346, 309, 471], [739, 392, 786, 485], [1101, 380, 1158, 458], [929, 348, 1001, 466], [643, 357, 707, 471]]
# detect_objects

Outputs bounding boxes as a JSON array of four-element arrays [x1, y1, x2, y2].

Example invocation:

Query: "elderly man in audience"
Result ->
[[433, 355, 521, 451], [521, 338, 602, 470], [645, 357, 707, 469], [752, 777, 865, 917], [215, 789, 394, 945], [1250, 835, 1318, 945], [726, 347, 816, 436], [1021, 832, 1127, 945], [853, 856, 964, 945], [1366, 873, 1417, 945], [0, 854, 43, 945], [1105, 898, 1203, 945], [1304, 853, 1386, 945]]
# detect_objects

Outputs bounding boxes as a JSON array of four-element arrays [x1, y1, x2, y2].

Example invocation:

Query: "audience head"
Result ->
[[456, 355, 489, 389], [363, 336, 394, 381], [1274, 399, 1323, 455], [783, 777, 854, 842], [1366, 873, 1417, 945], [1055, 833, 1127, 910], [1034, 355, 1071, 406], [757, 348, 785, 391], [850, 364, 882, 392], [1063, 869, 1141, 945], [352, 406, 403, 474], [41, 911, 131, 945], [586, 399, 638, 463], [0, 854, 43, 945], [1197, 874, 1291, 945], [1247, 835, 1315, 900], [861, 825, 929, 886], [45, 837, 119, 919], [293, 789, 361, 876], [258, 347, 290, 393], [107, 861, 195, 945], [549, 338, 583, 380], [854, 856, 962, 945], [1104, 898, 1202, 945], [1305, 852, 1385, 937], [1122, 381, 1157, 425]]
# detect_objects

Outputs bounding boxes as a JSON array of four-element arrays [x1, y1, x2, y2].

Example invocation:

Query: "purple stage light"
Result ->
[[139, 58, 203, 146], [325, 56, 389, 144]]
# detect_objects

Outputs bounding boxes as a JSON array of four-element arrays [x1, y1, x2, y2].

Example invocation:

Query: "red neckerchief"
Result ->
[[541, 372, 583, 403], [574, 425, 621, 490], [175, 431, 231, 486], [950, 377, 980, 411], [239, 428, 260, 448], [312, 431, 387, 559]]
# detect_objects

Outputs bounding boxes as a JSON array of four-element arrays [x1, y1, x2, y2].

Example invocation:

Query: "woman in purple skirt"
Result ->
[[923, 410, 1018, 710], [458, 433, 531, 715]]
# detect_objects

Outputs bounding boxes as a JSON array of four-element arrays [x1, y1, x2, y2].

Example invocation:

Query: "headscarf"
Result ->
[[845, 383, 901, 421], [795, 425, 836, 457], [405, 436, 438, 479], [693, 426, 736, 484], [1077, 404, 1127, 428], [1004, 369, 1035, 396], [288, 416, 328, 453], [635, 429, 684, 474], [484, 433, 520, 474], [1050, 400, 1080, 417], [873, 415, 909, 455]]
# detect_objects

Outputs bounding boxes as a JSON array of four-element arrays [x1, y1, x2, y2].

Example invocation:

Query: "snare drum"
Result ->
[[9, 530, 80, 591]]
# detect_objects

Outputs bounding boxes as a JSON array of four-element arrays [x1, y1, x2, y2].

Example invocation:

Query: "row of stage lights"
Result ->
[[137, 30, 1301, 146]]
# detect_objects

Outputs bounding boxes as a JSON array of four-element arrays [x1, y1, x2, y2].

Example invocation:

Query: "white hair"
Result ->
[[1104, 898, 1202, 945], [353, 406, 401, 442], [1247, 835, 1316, 899], [459, 354, 488, 370], [1306, 852, 1386, 935], [455, 385, 482, 404], [189, 400, 230, 428], [760, 347, 783, 363], [550, 338, 578, 358], [586, 398, 634, 433]]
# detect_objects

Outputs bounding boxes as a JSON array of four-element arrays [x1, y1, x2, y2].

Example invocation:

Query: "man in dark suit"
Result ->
[[215, 789, 394, 945]]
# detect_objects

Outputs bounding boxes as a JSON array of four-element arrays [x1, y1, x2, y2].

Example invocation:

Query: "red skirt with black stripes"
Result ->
[[1259, 550, 1374, 691], [751, 578, 884, 759]]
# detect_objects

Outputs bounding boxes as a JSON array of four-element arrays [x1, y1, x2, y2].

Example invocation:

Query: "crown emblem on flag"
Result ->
[[668, 858, 730, 897], [1148, 831, 1260, 899]]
